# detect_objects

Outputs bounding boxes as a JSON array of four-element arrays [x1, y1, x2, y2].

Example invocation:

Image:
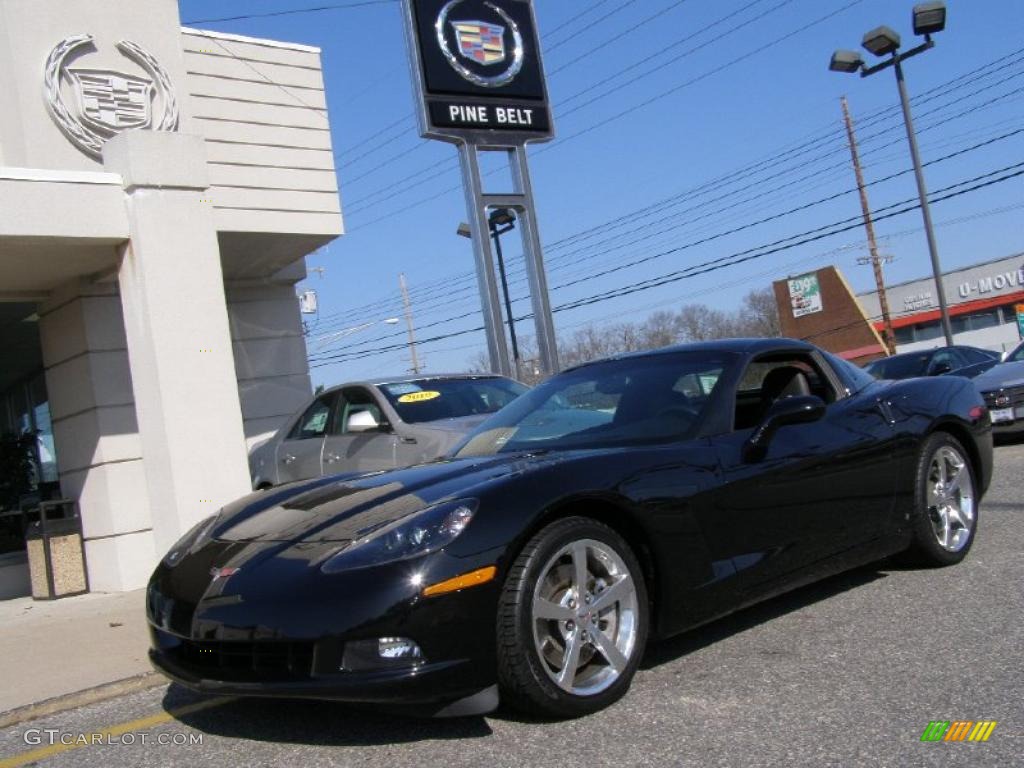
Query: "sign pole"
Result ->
[[401, 0, 559, 378], [458, 142, 512, 377], [509, 145, 559, 374]]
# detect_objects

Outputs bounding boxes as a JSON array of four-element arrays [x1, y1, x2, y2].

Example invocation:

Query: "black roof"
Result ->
[[566, 337, 817, 372]]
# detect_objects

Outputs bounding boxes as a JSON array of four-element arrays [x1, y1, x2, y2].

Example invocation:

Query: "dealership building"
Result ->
[[0, 0, 342, 595], [857, 252, 1024, 354]]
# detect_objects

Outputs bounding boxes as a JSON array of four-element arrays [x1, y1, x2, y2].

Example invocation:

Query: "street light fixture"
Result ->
[[861, 26, 901, 57], [457, 208, 522, 378], [829, 1, 954, 347], [912, 1, 946, 35], [312, 317, 399, 349], [829, 50, 863, 74]]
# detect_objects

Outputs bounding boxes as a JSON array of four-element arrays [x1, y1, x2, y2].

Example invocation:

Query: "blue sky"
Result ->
[[177, 0, 1024, 385]]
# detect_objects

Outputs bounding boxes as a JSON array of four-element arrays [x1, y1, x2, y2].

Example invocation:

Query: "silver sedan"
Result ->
[[248, 374, 528, 488]]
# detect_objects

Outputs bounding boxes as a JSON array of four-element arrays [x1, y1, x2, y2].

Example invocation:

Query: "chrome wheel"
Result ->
[[530, 538, 639, 696], [926, 445, 975, 553]]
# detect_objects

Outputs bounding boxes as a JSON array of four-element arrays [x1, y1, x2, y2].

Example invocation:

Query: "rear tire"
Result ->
[[904, 432, 978, 567], [496, 517, 648, 718]]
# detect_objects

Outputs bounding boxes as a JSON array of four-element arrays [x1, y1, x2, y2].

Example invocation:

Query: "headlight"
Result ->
[[321, 499, 478, 573], [162, 514, 219, 567]]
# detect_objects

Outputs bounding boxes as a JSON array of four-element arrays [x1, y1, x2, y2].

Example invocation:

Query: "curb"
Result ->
[[0, 673, 166, 729]]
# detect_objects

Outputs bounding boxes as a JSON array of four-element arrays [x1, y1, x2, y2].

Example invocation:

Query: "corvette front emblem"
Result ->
[[209, 566, 239, 580]]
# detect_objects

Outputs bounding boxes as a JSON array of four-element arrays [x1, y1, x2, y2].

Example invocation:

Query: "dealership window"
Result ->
[[911, 320, 944, 343]]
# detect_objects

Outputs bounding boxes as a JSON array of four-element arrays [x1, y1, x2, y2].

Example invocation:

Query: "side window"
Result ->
[[733, 354, 838, 431], [335, 388, 384, 434], [959, 347, 990, 364], [928, 349, 957, 374], [287, 395, 335, 441]]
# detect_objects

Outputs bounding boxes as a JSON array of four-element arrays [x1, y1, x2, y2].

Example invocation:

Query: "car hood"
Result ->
[[409, 414, 491, 434], [973, 360, 1024, 392], [211, 451, 554, 544]]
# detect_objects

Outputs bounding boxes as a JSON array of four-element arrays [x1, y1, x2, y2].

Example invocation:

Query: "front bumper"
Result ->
[[148, 638, 481, 706], [983, 389, 1024, 436], [146, 540, 503, 710]]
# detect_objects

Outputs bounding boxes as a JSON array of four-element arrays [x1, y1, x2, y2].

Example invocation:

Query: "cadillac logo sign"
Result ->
[[44, 34, 179, 159], [437, 1, 524, 87], [403, 0, 552, 142], [451, 20, 507, 66]]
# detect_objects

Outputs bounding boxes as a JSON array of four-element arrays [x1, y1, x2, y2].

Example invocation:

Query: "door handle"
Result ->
[[399, 436, 418, 445], [281, 454, 296, 465], [875, 399, 896, 425]]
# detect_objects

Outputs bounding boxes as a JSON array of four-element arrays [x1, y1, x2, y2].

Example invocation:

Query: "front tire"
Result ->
[[904, 432, 978, 567], [496, 517, 649, 718]]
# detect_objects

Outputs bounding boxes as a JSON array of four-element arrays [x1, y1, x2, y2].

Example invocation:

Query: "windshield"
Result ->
[[379, 377, 528, 424], [454, 352, 733, 457], [865, 353, 931, 379], [1008, 343, 1024, 363]]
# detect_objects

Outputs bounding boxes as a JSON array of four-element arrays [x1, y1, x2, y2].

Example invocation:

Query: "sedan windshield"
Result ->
[[1008, 343, 1024, 363], [454, 353, 733, 457], [866, 353, 931, 379], [379, 377, 528, 424]]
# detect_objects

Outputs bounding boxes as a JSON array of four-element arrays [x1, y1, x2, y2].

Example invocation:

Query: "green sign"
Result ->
[[1016, 304, 1024, 338], [788, 273, 823, 318]]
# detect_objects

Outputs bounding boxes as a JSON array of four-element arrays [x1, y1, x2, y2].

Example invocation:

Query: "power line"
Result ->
[[309, 161, 1024, 365], [315, 50, 1024, 327], [542, 0, 642, 55], [182, 0, 398, 26], [333, 75, 1024, 329], [340, 201, 1024, 369], [547, 0, 698, 78], [316, 90, 1024, 336]]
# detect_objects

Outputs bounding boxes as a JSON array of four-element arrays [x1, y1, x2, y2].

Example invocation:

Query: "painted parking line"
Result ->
[[0, 696, 233, 768]]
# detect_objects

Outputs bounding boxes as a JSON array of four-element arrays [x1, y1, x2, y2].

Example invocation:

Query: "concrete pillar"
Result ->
[[226, 265, 313, 450], [103, 131, 250, 557], [37, 279, 156, 592]]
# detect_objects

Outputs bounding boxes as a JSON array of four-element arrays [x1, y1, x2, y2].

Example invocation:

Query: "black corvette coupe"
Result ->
[[148, 339, 993, 718]]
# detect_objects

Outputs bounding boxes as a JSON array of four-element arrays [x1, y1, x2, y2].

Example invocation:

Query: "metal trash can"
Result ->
[[25, 500, 89, 600]]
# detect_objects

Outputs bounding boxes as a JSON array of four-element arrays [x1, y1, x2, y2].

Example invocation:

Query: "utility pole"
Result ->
[[841, 96, 896, 356], [399, 273, 421, 375]]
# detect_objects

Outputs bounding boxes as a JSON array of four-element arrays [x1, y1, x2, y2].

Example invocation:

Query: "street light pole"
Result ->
[[489, 219, 522, 380], [829, 2, 955, 347], [891, 54, 954, 346]]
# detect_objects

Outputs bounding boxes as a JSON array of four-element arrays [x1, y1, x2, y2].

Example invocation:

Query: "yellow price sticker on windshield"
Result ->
[[398, 390, 441, 403]]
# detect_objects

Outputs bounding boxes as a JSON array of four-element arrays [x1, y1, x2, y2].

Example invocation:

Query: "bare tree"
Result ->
[[736, 287, 781, 338], [465, 287, 782, 381]]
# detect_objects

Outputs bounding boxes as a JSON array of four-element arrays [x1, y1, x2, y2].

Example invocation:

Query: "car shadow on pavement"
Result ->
[[163, 686, 495, 745], [162, 566, 891, 740], [641, 566, 887, 669]]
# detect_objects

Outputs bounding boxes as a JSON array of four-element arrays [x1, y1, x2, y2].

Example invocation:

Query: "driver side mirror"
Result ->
[[346, 410, 382, 433], [743, 395, 826, 463]]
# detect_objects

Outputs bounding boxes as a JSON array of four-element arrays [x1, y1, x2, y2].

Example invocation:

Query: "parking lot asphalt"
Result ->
[[2, 441, 1022, 768]]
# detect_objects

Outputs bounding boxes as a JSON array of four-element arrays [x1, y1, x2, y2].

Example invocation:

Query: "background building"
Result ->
[[0, 0, 342, 594], [857, 253, 1024, 354], [772, 266, 888, 362], [773, 255, 1024, 364]]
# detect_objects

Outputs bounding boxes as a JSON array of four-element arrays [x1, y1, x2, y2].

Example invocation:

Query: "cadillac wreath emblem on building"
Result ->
[[436, 0, 524, 88], [44, 34, 179, 159]]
